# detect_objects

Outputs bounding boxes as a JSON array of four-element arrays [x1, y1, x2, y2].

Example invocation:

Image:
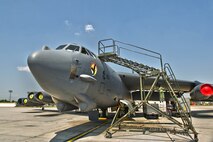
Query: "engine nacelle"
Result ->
[[35, 92, 54, 104], [17, 98, 44, 106], [27, 92, 45, 105], [17, 98, 25, 106], [190, 84, 213, 101]]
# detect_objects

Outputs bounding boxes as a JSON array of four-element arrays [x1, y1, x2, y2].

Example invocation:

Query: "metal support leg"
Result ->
[[144, 73, 161, 101], [139, 75, 144, 101]]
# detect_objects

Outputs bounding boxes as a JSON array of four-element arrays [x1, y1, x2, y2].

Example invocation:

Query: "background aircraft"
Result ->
[[17, 91, 54, 110], [28, 91, 54, 104], [17, 98, 44, 107], [27, 42, 213, 117]]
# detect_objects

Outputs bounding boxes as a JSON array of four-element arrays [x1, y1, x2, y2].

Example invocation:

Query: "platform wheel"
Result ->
[[118, 124, 121, 130], [105, 132, 112, 138], [194, 134, 198, 142]]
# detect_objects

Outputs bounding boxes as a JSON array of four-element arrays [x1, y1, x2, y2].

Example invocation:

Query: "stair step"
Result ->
[[99, 56, 160, 76]]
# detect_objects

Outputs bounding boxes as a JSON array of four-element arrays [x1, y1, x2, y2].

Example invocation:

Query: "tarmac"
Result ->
[[0, 105, 212, 142]]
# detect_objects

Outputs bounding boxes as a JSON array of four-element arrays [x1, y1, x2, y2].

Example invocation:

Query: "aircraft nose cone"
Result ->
[[28, 46, 51, 67], [27, 50, 72, 91], [27, 51, 53, 84], [27, 51, 48, 77], [27, 51, 41, 67]]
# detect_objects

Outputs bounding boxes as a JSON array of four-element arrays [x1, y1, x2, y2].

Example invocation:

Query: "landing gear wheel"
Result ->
[[101, 108, 107, 118]]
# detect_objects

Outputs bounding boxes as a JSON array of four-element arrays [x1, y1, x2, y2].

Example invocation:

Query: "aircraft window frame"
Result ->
[[86, 49, 97, 59], [89, 51, 97, 59], [56, 45, 67, 50], [81, 47, 90, 55], [65, 45, 80, 52], [81, 47, 97, 58]]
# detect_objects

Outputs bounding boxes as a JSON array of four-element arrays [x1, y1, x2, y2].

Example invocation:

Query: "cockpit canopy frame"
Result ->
[[56, 44, 96, 58]]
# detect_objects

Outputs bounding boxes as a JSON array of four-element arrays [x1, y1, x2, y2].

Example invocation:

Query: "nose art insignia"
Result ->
[[90, 63, 97, 76]]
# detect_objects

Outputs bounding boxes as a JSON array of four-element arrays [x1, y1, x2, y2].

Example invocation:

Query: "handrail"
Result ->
[[115, 40, 163, 71], [98, 38, 117, 55], [164, 63, 191, 117], [119, 47, 161, 60]]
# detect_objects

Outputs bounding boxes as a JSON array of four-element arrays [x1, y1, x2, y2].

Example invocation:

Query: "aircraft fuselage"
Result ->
[[28, 44, 130, 111]]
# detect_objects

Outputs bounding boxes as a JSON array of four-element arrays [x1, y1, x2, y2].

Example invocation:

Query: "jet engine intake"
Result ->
[[35, 92, 54, 104]]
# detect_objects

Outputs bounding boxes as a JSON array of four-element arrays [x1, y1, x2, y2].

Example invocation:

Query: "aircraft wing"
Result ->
[[118, 72, 213, 101], [118, 72, 197, 92]]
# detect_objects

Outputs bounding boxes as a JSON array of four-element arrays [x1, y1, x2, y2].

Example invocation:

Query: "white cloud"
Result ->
[[64, 20, 71, 26], [74, 32, 81, 36], [64, 20, 72, 30], [85, 24, 95, 32], [17, 66, 30, 73]]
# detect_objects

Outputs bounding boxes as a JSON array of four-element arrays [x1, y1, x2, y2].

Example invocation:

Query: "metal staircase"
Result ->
[[98, 38, 198, 141], [100, 55, 160, 77], [98, 39, 162, 77]]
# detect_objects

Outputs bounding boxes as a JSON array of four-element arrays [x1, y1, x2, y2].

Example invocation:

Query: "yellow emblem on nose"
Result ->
[[90, 63, 97, 76]]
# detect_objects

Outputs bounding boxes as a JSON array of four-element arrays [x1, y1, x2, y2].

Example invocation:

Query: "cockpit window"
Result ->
[[65, 45, 80, 51], [81, 47, 97, 58], [81, 47, 89, 55], [56, 45, 66, 50]]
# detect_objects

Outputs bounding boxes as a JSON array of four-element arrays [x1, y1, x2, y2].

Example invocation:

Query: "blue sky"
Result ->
[[0, 0, 213, 100]]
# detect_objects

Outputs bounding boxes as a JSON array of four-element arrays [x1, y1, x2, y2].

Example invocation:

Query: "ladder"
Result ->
[[164, 63, 197, 135], [98, 38, 198, 141]]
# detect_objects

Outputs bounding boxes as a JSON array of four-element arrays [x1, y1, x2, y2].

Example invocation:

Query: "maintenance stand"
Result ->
[[98, 39, 198, 141]]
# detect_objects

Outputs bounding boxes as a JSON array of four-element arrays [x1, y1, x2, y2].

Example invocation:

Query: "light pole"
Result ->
[[9, 90, 13, 102]]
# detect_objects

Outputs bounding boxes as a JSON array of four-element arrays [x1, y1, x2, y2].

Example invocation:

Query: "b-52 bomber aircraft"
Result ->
[[27, 39, 213, 119]]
